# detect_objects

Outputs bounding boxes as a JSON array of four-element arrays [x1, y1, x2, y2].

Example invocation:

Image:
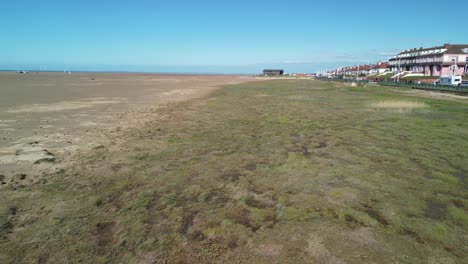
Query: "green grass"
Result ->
[[372, 73, 395, 79], [1, 80, 468, 263]]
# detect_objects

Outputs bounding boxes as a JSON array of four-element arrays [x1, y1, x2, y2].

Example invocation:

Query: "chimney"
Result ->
[[444, 43, 450, 48]]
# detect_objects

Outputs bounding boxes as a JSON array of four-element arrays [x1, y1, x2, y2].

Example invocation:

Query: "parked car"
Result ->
[[461, 81, 468, 87]]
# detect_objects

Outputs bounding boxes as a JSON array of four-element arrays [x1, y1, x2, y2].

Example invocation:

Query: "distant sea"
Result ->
[[0, 70, 253, 75]]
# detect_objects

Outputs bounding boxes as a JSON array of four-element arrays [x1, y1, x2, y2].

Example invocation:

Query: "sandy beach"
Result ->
[[0, 72, 255, 181]]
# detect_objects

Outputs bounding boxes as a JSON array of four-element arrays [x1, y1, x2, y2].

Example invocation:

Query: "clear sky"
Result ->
[[1, 0, 467, 73]]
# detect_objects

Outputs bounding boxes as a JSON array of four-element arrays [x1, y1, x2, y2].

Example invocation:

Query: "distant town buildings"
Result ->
[[263, 69, 284, 76], [388, 44, 468, 77], [369, 62, 388, 75], [324, 43, 468, 79]]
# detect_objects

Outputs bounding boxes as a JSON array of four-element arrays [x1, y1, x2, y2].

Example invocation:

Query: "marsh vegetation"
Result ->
[[1, 80, 467, 263]]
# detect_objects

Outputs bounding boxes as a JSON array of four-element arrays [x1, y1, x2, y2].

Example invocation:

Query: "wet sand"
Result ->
[[0, 72, 255, 180]]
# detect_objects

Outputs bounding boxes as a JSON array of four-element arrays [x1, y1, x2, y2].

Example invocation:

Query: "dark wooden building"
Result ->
[[263, 69, 284, 76]]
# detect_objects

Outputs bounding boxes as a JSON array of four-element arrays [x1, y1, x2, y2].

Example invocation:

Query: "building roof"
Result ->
[[399, 45, 445, 55], [390, 44, 468, 60], [379, 62, 389, 69], [445, 44, 468, 54]]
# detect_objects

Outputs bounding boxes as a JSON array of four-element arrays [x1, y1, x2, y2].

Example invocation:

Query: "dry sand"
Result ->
[[0, 72, 256, 180]]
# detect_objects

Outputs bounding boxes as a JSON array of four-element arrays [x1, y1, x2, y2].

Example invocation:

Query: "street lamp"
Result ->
[[396, 57, 401, 82], [451, 59, 458, 76]]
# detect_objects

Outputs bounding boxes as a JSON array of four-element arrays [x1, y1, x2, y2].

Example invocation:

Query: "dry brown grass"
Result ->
[[370, 100, 428, 113]]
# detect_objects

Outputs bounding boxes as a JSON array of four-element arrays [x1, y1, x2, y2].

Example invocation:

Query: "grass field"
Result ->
[[1, 80, 468, 263]]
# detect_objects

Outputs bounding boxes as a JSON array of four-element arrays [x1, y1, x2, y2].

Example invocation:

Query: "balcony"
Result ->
[[388, 58, 466, 66]]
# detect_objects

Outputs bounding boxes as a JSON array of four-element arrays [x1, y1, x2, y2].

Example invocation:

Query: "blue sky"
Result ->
[[1, 0, 467, 73]]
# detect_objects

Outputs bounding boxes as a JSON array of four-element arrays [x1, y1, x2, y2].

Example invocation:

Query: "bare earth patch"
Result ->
[[0, 73, 257, 181]]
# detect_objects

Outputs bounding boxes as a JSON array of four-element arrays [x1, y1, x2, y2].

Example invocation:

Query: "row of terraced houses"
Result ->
[[331, 43, 468, 78]]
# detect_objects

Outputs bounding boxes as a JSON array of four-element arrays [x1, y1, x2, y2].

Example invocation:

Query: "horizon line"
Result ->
[[0, 69, 261, 75]]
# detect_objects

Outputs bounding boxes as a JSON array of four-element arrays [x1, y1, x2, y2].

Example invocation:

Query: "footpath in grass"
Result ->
[[1, 80, 467, 263]]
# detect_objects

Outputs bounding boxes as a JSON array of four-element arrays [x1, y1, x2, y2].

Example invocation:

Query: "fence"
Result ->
[[379, 81, 468, 93], [316, 77, 468, 93]]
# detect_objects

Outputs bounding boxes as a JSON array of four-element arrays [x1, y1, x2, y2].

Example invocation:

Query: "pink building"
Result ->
[[388, 44, 468, 76]]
